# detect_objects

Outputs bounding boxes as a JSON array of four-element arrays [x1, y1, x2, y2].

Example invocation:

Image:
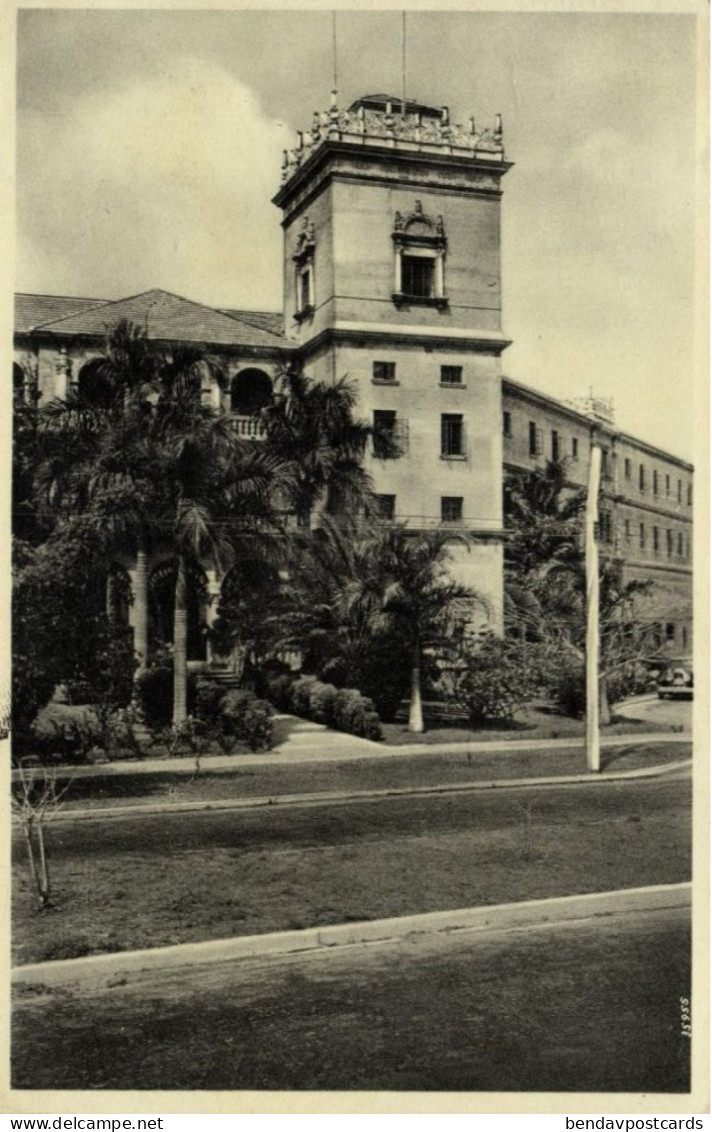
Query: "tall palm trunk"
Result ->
[[599, 673, 611, 727], [133, 546, 149, 674], [408, 638, 425, 733], [172, 554, 189, 725], [105, 569, 116, 624]]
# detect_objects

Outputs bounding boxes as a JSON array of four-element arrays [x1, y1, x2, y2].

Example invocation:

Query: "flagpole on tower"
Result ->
[[401, 11, 407, 115], [332, 11, 338, 97]]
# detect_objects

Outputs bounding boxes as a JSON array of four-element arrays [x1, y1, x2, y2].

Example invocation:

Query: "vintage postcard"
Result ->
[[3, 0, 709, 1116]]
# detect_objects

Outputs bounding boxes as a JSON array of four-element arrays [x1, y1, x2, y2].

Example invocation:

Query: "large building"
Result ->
[[13, 92, 693, 661]]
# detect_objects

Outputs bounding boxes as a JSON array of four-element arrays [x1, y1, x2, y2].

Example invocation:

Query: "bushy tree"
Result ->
[[504, 459, 654, 721], [11, 523, 136, 753]]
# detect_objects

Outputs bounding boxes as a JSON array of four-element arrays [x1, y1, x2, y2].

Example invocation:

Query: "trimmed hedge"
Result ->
[[263, 670, 382, 741], [192, 682, 275, 752]]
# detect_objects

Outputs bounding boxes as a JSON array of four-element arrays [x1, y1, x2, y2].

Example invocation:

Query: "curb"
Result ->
[[11, 730, 691, 781], [12, 882, 691, 988], [39, 755, 692, 825]]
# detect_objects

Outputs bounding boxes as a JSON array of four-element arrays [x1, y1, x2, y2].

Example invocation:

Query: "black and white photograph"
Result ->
[[6, 2, 706, 1110]]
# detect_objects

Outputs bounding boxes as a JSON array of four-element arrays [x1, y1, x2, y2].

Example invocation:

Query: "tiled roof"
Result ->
[[15, 293, 109, 334], [19, 289, 294, 351], [219, 309, 285, 337]]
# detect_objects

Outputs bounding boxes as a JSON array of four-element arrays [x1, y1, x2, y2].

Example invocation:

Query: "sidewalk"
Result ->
[[12, 881, 691, 987], [13, 712, 692, 781]]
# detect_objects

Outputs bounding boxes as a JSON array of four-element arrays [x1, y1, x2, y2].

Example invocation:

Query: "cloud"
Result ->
[[17, 58, 292, 309]]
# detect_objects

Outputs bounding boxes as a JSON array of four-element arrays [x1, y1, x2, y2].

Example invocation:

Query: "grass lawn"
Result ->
[[12, 905, 690, 1091], [380, 704, 677, 746], [12, 776, 691, 966], [52, 739, 691, 813]]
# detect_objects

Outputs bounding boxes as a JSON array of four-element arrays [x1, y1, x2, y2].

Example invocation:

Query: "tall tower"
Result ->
[[273, 93, 512, 629]]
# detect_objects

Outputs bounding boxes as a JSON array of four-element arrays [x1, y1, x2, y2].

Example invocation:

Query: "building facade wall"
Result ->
[[502, 379, 693, 648]]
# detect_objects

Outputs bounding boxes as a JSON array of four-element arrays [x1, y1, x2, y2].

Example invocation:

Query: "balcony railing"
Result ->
[[229, 414, 266, 440]]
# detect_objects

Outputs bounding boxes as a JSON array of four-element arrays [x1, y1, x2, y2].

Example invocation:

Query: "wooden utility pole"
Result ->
[[585, 437, 602, 772]]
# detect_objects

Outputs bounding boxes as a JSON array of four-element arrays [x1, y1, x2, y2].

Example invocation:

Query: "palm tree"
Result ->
[[503, 460, 654, 722], [260, 369, 377, 529], [504, 459, 585, 581], [343, 525, 486, 733], [34, 321, 162, 674], [147, 346, 288, 724]]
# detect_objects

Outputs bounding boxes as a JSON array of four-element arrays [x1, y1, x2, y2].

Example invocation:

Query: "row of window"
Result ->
[[373, 411, 465, 458], [652, 622, 690, 649], [503, 414, 583, 462], [624, 459, 692, 505], [376, 495, 463, 523], [505, 413, 693, 506], [373, 361, 464, 385], [624, 519, 691, 558]]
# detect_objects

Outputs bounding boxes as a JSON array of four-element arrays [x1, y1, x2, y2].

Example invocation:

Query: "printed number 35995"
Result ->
[[680, 996, 692, 1038]]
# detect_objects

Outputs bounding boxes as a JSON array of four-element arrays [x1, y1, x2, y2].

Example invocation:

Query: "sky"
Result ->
[[15, 8, 702, 460]]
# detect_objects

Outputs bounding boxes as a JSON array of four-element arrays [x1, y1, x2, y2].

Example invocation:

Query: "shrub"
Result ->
[[553, 665, 586, 718], [257, 668, 382, 741], [447, 637, 541, 726], [30, 714, 98, 765], [242, 700, 274, 751], [194, 678, 226, 725], [355, 709, 383, 741], [265, 673, 295, 712], [219, 688, 257, 736], [309, 681, 338, 725], [352, 634, 412, 722], [135, 663, 196, 727], [333, 688, 375, 734], [290, 676, 318, 717]]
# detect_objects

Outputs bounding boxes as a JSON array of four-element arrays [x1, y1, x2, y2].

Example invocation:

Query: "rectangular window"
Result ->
[[503, 410, 512, 438], [375, 494, 396, 521], [528, 421, 543, 457], [599, 512, 612, 543], [677, 479, 682, 503], [677, 532, 683, 557], [687, 483, 692, 506], [441, 365, 463, 386], [639, 523, 646, 550], [624, 518, 631, 544], [653, 470, 658, 495], [653, 526, 659, 553], [665, 474, 671, 496], [639, 465, 646, 492], [682, 626, 688, 648], [441, 414, 464, 457], [372, 361, 396, 383], [402, 255, 434, 298], [373, 410, 399, 458], [624, 458, 632, 479], [572, 437, 579, 460], [551, 430, 559, 462], [296, 264, 313, 312], [666, 529, 673, 558], [441, 496, 463, 524], [665, 622, 675, 642]]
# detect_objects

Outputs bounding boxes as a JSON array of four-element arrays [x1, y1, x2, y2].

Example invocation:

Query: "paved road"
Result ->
[[617, 694, 693, 730], [12, 904, 691, 1092]]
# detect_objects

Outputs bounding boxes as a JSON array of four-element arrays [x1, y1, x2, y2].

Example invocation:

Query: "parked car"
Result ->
[[657, 658, 693, 700]]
